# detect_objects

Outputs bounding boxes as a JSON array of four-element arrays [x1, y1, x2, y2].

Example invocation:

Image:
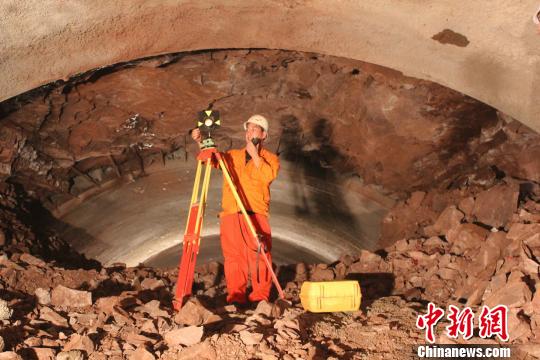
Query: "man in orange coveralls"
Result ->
[[191, 115, 280, 304]]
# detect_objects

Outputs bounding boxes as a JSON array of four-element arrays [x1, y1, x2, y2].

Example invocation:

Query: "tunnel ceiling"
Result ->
[[1, 1, 540, 132], [1, 48, 540, 209]]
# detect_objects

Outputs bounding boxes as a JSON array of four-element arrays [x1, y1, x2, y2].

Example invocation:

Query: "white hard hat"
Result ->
[[244, 114, 269, 133]]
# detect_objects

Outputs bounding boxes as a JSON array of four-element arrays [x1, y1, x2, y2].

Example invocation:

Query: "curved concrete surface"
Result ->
[[57, 157, 390, 267], [1, 1, 539, 131]]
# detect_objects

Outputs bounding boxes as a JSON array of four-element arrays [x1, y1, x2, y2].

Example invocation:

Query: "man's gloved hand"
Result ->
[[191, 128, 202, 143]]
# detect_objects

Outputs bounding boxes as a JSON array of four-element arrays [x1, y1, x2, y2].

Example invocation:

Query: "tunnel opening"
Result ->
[[1, 48, 540, 356]]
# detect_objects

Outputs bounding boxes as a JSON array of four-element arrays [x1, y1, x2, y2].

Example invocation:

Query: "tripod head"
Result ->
[[197, 109, 221, 149]]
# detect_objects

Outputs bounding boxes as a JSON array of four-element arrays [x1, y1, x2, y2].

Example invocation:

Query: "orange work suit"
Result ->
[[218, 147, 279, 303]]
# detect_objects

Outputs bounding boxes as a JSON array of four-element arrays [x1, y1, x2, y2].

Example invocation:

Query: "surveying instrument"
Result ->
[[172, 110, 285, 311]]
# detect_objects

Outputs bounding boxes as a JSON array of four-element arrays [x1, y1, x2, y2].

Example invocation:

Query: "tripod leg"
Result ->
[[215, 154, 285, 300], [173, 159, 212, 310], [184, 159, 212, 296]]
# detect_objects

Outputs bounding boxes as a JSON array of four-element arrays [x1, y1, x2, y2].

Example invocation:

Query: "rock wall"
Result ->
[[1, 50, 539, 208]]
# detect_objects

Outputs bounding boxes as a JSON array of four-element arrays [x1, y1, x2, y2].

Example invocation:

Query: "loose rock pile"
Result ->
[[0, 247, 427, 359], [1, 172, 540, 359]]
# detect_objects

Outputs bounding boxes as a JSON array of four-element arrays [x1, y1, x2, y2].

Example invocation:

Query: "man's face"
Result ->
[[245, 123, 266, 142]]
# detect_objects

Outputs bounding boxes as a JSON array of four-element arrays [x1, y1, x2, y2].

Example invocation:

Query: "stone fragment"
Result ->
[[63, 334, 94, 354], [507, 308, 532, 342], [24, 337, 42, 347], [140, 278, 164, 291], [309, 268, 334, 281], [136, 300, 168, 319], [407, 191, 426, 208], [271, 299, 292, 318], [223, 323, 249, 333], [19, 253, 46, 267], [94, 296, 120, 314], [122, 332, 157, 346], [173, 299, 217, 326], [164, 326, 203, 347], [507, 223, 540, 243], [424, 205, 464, 236], [484, 277, 532, 309], [32, 347, 56, 359], [239, 330, 264, 346], [446, 223, 489, 256], [0, 352, 22, 360], [254, 300, 273, 317], [55, 350, 85, 360], [457, 196, 475, 217], [35, 288, 51, 305], [129, 347, 155, 360], [472, 183, 519, 228], [51, 285, 92, 308], [0, 300, 12, 320], [40, 307, 68, 327]]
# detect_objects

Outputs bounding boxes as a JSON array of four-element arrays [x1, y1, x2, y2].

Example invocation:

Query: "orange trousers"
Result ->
[[220, 213, 272, 303]]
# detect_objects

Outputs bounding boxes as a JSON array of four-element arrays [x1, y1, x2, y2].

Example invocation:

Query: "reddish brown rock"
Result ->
[[140, 278, 164, 291], [164, 326, 204, 347], [122, 332, 157, 347], [55, 351, 85, 360], [507, 223, 540, 242], [424, 205, 464, 236], [507, 308, 532, 342], [95, 296, 121, 314], [472, 183, 519, 228], [483, 276, 532, 309], [446, 223, 490, 256], [0, 352, 22, 360], [309, 267, 334, 281], [63, 334, 95, 354], [40, 307, 69, 327], [19, 253, 46, 267], [457, 196, 475, 217], [173, 299, 218, 326], [32, 348, 56, 360], [239, 330, 264, 346], [35, 288, 51, 305], [51, 285, 92, 308], [136, 300, 168, 319], [254, 300, 273, 318], [130, 347, 155, 360]]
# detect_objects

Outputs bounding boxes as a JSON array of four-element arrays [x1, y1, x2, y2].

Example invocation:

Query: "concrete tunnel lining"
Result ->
[[1, 0, 540, 132], [57, 158, 391, 267]]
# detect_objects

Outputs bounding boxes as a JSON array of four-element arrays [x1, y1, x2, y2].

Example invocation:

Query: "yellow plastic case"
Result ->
[[300, 280, 362, 313]]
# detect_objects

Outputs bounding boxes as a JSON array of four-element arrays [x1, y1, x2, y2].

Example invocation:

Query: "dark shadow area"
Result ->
[[345, 272, 395, 310], [1, 182, 102, 270], [87, 278, 134, 299], [277, 115, 363, 242]]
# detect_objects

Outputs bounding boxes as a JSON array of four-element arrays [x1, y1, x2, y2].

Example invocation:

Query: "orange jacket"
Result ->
[[219, 147, 279, 217]]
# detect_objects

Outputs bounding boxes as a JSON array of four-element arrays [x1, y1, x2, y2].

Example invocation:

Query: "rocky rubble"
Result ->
[[0, 177, 539, 359], [0, 244, 426, 359], [374, 178, 540, 344]]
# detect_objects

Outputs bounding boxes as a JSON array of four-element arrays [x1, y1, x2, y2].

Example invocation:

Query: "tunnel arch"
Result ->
[[1, 1, 539, 132]]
